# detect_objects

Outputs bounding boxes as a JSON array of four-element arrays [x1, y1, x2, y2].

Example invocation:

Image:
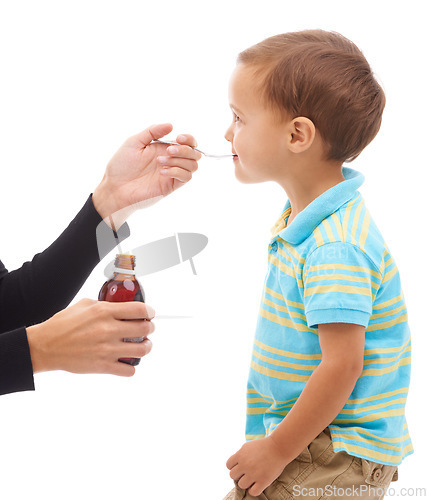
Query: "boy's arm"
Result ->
[[226, 322, 365, 497], [269, 322, 365, 456]]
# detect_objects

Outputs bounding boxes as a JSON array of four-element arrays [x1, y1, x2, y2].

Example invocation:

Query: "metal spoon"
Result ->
[[152, 139, 234, 159], [155, 315, 193, 319]]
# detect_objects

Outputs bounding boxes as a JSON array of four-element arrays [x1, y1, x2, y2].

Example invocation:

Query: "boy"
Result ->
[[223, 30, 413, 500]]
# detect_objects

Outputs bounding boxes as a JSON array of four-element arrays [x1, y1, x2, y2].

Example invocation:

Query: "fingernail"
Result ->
[[158, 156, 167, 163], [168, 146, 178, 154], [177, 135, 186, 142]]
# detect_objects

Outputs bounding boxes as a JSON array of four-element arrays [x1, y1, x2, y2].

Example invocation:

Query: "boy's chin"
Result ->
[[236, 177, 259, 184], [234, 165, 263, 184]]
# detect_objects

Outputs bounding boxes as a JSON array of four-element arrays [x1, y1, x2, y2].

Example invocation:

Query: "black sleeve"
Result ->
[[0, 328, 35, 395], [0, 194, 130, 396]]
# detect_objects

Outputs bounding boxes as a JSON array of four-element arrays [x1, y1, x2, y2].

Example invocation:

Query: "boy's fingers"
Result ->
[[248, 484, 263, 497], [230, 465, 244, 481], [226, 454, 238, 470], [238, 475, 254, 490]]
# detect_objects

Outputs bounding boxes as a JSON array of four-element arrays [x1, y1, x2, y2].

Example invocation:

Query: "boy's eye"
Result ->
[[233, 113, 240, 122]]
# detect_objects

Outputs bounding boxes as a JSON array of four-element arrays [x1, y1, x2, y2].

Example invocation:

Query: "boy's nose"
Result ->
[[224, 124, 233, 143]]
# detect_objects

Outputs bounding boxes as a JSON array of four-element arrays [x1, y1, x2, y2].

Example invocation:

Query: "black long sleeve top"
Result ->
[[0, 194, 130, 396]]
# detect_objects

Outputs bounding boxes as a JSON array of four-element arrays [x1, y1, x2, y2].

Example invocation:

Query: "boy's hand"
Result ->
[[226, 436, 291, 497]]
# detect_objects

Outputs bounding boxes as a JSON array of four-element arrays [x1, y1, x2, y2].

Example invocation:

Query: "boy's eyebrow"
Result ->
[[230, 104, 244, 116]]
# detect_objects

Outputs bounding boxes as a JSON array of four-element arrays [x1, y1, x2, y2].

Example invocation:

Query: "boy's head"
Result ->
[[225, 30, 385, 183]]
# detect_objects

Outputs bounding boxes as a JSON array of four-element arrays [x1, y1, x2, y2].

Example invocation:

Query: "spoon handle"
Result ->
[[151, 139, 202, 154], [151, 139, 233, 159]]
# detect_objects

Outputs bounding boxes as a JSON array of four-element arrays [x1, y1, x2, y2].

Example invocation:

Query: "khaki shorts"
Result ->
[[223, 427, 399, 500]]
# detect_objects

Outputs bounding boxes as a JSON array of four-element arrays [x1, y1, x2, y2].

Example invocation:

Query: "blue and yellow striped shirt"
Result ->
[[246, 166, 414, 466]]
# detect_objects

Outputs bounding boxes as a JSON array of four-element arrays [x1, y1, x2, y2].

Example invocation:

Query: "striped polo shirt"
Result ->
[[245, 166, 414, 466]]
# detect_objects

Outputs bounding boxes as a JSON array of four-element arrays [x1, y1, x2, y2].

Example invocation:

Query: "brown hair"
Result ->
[[237, 30, 386, 163]]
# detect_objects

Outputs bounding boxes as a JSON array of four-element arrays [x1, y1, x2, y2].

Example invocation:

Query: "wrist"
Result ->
[[92, 178, 115, 220], [92, 180, 133, 230], [266, 434, 293, 465], [26, 324, 51, 374]]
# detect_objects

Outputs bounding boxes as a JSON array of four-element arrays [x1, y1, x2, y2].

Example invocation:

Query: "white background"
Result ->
[[0, 1, 425, 499]]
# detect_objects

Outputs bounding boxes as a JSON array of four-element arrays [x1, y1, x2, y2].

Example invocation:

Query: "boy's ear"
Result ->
[[287, 117, 316, 153]]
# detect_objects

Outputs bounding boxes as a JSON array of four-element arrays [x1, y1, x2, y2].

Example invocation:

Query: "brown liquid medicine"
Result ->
[[98, 254, 146, 366]]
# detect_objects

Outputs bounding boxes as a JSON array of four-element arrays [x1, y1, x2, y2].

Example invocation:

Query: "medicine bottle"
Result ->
[[98, 254, 145, 366]]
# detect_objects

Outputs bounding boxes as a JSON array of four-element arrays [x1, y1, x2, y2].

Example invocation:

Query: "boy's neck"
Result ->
[[280, 159, 345, 227]]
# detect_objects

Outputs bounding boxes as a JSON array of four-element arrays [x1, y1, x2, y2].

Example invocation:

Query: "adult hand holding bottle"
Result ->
[[1, 124, 200, 395], [27, 300, 155, 377]]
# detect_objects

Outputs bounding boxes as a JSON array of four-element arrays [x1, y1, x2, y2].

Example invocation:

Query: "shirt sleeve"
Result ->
[[302, 242, 382, 329], [0, 193, 130, 333], [0, 328, 35, 396], [0, 193, 130, 396]]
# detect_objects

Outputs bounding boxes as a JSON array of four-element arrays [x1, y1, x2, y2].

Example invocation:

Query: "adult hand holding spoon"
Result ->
[[92, 123, 202, 229]]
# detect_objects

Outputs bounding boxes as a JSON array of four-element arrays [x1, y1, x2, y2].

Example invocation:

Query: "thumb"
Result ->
[[126, 123, 173, 148]]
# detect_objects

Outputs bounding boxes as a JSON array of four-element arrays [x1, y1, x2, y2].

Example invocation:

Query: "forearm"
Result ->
[[268, 360, 361, 462], [0, 194, 130, 332]]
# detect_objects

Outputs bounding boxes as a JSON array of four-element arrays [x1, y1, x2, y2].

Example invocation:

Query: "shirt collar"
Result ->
[[271, 166, 365, 245]]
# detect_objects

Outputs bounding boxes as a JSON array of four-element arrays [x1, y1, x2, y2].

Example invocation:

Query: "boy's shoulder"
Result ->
[[302, 192, 387, 275]]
